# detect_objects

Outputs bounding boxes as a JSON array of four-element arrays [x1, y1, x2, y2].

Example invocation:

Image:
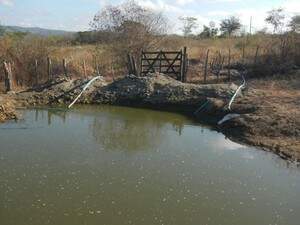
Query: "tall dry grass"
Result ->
[[1, 32, 299, 90]]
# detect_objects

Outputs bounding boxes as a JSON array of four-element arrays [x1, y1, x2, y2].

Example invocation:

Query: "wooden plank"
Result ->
[[143, 51, 181, 54], [141, 71, 181, 75], [142, 52, 161, 74], [141, 64, 181, 68], [163, 52, 182, 74], [141, 57, 182, 61]]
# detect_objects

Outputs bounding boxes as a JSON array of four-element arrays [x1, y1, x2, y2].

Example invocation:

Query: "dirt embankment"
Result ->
[[11, 73, 238, 116], [0, 95, 17, 123], [1, 71, 299, 162], [221, 72, 300, 161]]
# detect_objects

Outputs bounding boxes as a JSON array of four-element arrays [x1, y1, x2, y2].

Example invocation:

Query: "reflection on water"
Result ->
[[88, 108, 184, 152], [0, 105, 300, 225]]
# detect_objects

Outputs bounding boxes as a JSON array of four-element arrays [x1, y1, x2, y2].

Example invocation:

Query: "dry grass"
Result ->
[[1, 33, 299, 88]]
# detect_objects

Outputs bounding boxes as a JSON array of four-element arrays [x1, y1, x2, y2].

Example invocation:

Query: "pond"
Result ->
[[0, 105, 300, 225]]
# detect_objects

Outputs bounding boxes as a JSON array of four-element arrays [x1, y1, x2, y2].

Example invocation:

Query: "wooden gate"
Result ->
[[140, 47, 187, 82]]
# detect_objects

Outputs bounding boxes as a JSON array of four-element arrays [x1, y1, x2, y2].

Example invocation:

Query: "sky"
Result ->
[[0, 0, 299, 33]]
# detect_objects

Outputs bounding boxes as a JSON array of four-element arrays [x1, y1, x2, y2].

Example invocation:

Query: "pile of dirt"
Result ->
[[13, 73, 238, 118], [14, 76, 108, 106], [92, 73, 238, 115]]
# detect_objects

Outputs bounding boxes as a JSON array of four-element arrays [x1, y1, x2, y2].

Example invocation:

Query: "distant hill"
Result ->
[[2, 26, 76, 37]]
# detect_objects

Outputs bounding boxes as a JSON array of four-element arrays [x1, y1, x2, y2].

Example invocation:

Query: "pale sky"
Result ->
[[0, 0, 299, 33]]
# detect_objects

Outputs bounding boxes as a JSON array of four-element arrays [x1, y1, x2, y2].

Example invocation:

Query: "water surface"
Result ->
[[0, 106, 300, 225]]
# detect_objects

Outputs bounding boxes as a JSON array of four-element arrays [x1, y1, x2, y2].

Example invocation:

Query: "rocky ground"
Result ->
[[0, 70, 299, 162]]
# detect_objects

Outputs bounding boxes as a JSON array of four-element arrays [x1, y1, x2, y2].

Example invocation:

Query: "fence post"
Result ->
[[254, 45, 259, 65], [34, 59, 38, 85], [242, 44, 245, 64], [217, 51, 222, 83], [131, 56, 137, 76], [181, 47, 187, 82], [3, 61, 13, 93], [83, 60, 87, 77], [228, 48, 231, 81], [159, 50, 162, 73], [47, 57, 52, 81], [140, 51, 144, 76], [63, 58, 68, 77], [111, 59, 115, 81], [204, 49, 210, 84], [127, 53, 133, 75]]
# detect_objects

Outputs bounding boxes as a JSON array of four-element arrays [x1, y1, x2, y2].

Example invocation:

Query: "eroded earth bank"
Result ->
[[1, 71, 299, 162]]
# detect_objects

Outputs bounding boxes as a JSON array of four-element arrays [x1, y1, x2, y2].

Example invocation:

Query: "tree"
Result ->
[[199, 25, 211, 38], [90, 0, 168, 56], [0, 21, 5, 36], [179, 16, 198, 37], [265, 8, 285, 33], [220, 16, 241, 37], [256, 27, 268, 35], [198, 23, 218, 39], [289, 15, 300, 33], [209, 21, 218, 37]]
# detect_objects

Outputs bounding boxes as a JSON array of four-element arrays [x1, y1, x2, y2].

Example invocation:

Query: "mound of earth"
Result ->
[[92, 73, 238, 115], [14, 76, 108, 106], [13, 73, 238, 117]]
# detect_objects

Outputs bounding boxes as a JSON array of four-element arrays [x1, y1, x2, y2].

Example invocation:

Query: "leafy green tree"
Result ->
[[209, 21, 218, 37], [220, 16, 241, 37], [199, 25, 211, 38], [265, 8, 285, 33], [179, 16, 198, 37], [0, 22, 6, 36], [289, 15, 300, 33]]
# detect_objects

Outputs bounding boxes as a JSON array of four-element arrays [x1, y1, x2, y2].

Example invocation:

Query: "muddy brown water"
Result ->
[[0, 105, 300, 225]]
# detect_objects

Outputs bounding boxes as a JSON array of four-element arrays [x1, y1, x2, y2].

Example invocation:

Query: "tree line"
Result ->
[[180, 8, 300, 38]]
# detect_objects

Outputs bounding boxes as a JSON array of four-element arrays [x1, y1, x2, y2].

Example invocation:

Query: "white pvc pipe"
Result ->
[[228, 73, 246, 110], [68, 76, 102, 109], [218, 113, 241, 125]]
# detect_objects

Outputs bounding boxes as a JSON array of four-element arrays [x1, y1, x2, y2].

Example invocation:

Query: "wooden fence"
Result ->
[[140, 47, 188, 82], [126, 47, 188, 82]]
